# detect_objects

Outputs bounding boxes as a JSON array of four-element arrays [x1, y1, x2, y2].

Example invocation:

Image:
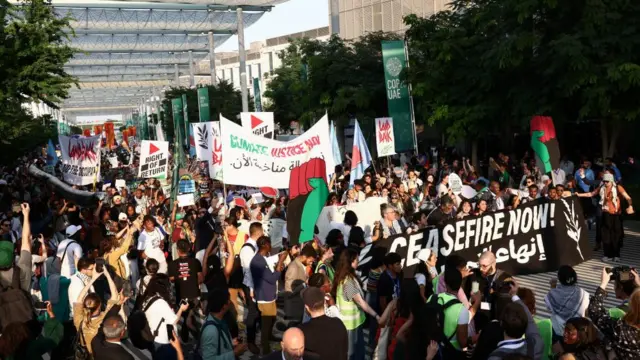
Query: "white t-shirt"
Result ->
[[68, 273, 94, 317], [56, 239, 83, 278], [137, 228, 167, 273], [144, 297, 178, 344]]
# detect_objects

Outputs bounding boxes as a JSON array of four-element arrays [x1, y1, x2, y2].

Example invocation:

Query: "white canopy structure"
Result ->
[[31, 0, 290, 121]]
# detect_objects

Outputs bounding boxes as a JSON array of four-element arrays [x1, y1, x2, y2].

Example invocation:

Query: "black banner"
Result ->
[[358, 196, 592, 278]]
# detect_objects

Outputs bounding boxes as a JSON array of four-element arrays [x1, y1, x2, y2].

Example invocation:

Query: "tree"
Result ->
[[405, 0, 640, 158], [160, 81, 249, 141], [265, 32, 400, 136]]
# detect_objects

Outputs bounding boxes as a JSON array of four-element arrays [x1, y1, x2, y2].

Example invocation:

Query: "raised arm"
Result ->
[[20, 203, 31, 253]]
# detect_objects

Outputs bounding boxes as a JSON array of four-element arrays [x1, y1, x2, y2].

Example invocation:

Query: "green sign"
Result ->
[[381, 40, 415, 153], [253, 78, 263, 112], [181, 94, 189, 146], [172, 97, 184, 148], [197, 87, 211, 122]]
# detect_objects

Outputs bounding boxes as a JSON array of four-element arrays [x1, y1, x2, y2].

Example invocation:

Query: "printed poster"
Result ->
[[375, 117, 396, 157], [191, 121, 223, 181], [59, 135, 101, 186], [138, 140, 169, 179], [240, 112, 275, 139], [221, 114, 334, 188]]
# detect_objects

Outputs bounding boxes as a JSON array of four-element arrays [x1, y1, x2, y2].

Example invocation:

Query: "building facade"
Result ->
[[328, 0, 449, 40], [192, 27, 331, 102]]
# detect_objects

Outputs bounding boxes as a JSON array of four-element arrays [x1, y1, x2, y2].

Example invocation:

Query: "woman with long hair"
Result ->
[[588, 268, 640, 358], [332, 248, 380, 360], [382, 279, 424, 360], [73, 267, 120, 356], [457, 200, 473, 219], [558, 317, 608, 359], [475, 199, 488, 216]]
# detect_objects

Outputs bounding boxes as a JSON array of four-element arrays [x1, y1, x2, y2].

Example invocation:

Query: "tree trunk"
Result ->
[[601, 119, 622, 158], [471, 139, 479, 170], [607, 121, 621, 158]]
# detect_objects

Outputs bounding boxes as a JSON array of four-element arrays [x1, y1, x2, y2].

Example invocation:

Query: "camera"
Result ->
[[606, 266, 635, 282]]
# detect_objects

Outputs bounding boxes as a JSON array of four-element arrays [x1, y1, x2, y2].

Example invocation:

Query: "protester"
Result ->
[[544, 265, 589, 342], [199, 288, 247, 359], [168, 239, 202, 343], [92, 315, 135, 360], [299, 286, 348, 360]]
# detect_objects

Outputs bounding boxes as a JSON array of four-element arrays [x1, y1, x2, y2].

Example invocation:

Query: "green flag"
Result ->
[[253, 78, 263, 112], [197, 87, 211, 122], [381, 40, 415, 153], [182, 94, 189, 146]]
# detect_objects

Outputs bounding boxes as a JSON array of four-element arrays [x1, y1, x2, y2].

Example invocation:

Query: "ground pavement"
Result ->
[[80, 222, 640, 360]]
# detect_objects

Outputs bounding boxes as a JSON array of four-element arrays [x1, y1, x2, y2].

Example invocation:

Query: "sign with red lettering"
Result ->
[[240, 112, 274, 139], [138, 140, 169, 179], [375, 117, 396, 157], [59, 135, 101, 185], [221, 114, 334, 188], [191, 121, 223, 181]]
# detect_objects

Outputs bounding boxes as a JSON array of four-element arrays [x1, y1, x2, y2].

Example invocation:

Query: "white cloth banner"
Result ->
[[191, 121, 223, 181], [221, 114, 334, 188], [59, 135, 101, 186], [156, 123, 165, 142], [138, 140, 169, 178], [316, 197, 387, 242], [240, 112, 275, 138], [375, 117, 396, 157]]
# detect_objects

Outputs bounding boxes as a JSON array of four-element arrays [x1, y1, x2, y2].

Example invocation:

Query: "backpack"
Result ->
[[424, 294, 466, 360], [190, 319, 232, 360], [127, 294, 164, 349], [0, 266, 35, 330], [228, 242, 257, 288]]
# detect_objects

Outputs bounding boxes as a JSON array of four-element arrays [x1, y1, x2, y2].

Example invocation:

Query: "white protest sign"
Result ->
[[462, 185, 477, 199], [59, 135, 101, 186], [115, 179, 126, 189], [108, 156, 119, 168], [138, 140, 169, 179], [156, 123, 165, 142], [221, 114, 335, 188], [449, 173, 463, 194], [240, 112, 275, 138], [191, 122, 223, 181], [177, 193, 195, 207], [375, 117, 396, 157], [316, 197, 387, 242]]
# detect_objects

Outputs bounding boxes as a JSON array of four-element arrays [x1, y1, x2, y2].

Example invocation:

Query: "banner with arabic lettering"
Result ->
[[59, 135, 102, 186], [191, 121, 223, 181], [358, 197, 591, 278], [221, 114, 334, 188]]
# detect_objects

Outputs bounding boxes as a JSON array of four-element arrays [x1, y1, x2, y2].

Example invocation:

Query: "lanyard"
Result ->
[[387, 270, 400, 298]]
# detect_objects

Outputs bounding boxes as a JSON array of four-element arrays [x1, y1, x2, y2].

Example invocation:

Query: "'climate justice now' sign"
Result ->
[[138, 140, 168, 178], [221, 114, 334, 188]]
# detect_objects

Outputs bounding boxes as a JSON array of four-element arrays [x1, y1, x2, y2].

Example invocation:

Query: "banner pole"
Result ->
[[403, 40, 419, 156]]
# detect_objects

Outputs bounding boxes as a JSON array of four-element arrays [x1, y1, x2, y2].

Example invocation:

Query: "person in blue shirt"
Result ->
[[605, 158, 622, 182], [574, 159, 595, 193], [200, 288, 247, 359]]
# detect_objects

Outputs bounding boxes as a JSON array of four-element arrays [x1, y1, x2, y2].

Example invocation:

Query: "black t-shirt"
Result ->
[[195, 214, 216, 252], [299, 315, 348, 360], [168, 256, 202, 301], [204, 254, 228, 292], [377, 270, 399, 308], [427, 208, 453, 227]]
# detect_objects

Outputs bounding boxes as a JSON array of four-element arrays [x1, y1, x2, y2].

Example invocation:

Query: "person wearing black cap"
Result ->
[[298, 287, 348, 360]]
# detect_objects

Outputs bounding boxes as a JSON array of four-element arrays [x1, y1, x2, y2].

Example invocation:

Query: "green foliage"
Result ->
[[404, 0, 640, 148], [160, 81, 249, 140], [264, 32, 401, 131], [0, 0, 76, 162], [0, 116, 57, 164]]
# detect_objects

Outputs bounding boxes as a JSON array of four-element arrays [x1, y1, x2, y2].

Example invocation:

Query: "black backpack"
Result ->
[[127, 294, 164, 350], [228, 242, 257, 288], [190, 319, 232, 360], [0, 266, 35, 331], [425, 294, 466, 360]]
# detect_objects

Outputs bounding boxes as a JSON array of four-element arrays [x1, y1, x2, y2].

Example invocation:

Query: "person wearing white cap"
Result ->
[[577, 173, 622, 262], [56, 224, 84, 278], [414, 248, 438, 301]]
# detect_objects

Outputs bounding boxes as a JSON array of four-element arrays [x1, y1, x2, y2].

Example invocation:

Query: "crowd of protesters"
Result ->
[[0, 143, 636, 360]]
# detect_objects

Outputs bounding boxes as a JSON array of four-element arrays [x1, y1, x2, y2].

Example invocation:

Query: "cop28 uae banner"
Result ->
[[197, 87, 211, 122], [221, 114, 335, 188], [381, 40, 414, 154], [59, 135, 101, 186], [358, 197, 592, 278]]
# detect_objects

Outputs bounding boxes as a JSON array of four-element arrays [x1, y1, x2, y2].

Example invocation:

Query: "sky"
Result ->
[[217, 0, 329, 51]]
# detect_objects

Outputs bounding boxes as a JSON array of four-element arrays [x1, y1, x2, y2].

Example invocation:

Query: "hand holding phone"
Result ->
[[166, 324, 175, 341]]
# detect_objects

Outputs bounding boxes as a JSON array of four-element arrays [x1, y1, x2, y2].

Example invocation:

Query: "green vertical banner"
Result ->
[[197, 87, 211, 122], [142, 113, 149, 140], [172, 97, 186, 163], [253, 78, 263, 112], [162, 103, 170, 142], [381, 40, 415, 153], [181, 94, 189, 147]]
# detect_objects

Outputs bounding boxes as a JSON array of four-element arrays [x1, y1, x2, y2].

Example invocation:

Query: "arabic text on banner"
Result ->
[[357, 197, 591, 279], [221, 114, 335, 188], [190, 122, 223, 181], [375, 117, 396, 157], [138, 140, 169, 179], [59, 135, 101, 186]]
